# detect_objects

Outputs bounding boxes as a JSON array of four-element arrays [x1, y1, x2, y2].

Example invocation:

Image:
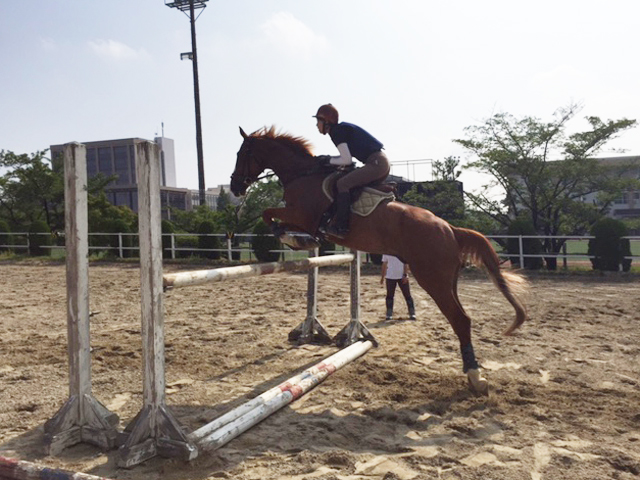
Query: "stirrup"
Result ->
[[326, 224, 349, 238]]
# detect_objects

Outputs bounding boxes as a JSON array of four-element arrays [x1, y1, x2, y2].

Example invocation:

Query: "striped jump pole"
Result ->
[[0, 455, 118, 480], [163, 252, 355, 289], [188, 340, 374, 452]]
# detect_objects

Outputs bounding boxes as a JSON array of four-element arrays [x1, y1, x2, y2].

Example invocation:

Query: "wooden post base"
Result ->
[[44, 394, 119, 455]]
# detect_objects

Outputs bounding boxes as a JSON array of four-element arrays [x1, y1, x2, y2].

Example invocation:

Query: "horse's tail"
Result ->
[[453, 227, 528, 335]]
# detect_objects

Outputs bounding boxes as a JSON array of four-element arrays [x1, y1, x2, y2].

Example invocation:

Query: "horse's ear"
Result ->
[[239, 127, 248, 139]]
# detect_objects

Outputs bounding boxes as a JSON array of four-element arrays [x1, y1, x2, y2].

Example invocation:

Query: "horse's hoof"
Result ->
[[280, 233, 320, 250], [467, 369, 489, 395]]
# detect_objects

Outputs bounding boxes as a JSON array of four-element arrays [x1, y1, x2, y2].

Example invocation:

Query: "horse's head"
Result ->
[[230, 127, 263, 196]]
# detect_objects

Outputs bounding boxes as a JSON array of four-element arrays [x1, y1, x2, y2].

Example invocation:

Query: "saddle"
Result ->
[[321, 171, 395, 218]]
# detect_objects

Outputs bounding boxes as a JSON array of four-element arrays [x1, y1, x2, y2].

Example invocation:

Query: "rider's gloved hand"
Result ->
[[315, 155, 332, 167]]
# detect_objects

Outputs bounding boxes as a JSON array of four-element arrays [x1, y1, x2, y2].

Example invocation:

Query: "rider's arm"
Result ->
[[329, 143, 353, 166]]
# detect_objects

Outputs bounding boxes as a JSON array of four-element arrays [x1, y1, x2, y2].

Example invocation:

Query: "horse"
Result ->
[[230, 126, 527, 394]]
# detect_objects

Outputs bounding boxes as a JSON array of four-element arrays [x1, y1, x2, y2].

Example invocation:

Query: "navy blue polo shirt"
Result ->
[[329, 122, 383, 163]]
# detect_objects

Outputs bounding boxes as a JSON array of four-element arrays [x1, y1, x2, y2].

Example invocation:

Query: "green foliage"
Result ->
[[0, 219, 11, 252], [220, 179, 284, 235], [197, 220, 221, 259], [506, 218, 543, 270], [454, 208, 502, 234], [433, 156, 462, 181], [104, 218, 133, 258], [0, 150, 64, 232], [176, 235, 199, 259], [319, 239, 335, 256], [368, 253, 383, 265], [252, 220, 281, 262], [161, 220, 175, 259], [588, 218, 631, 272], [28, 219, 52, 256], [455, 103, 638, 269], [216, 186, 230, 211], [402, 181, 465, 222], [87, 191, 137, 256], [402, 156, 465, 223], [170, 204, 220, 234]]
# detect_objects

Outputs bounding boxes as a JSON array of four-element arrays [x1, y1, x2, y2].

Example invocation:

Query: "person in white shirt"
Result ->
[[380, 254, 416, 321]]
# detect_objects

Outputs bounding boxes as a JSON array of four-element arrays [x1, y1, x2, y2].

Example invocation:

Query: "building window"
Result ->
[[129, 145, 136, 184], [98, 147, 113, 177], [86, 148, 98, 178], [114, 146, 130, 185], [115, 191, 131, 208]]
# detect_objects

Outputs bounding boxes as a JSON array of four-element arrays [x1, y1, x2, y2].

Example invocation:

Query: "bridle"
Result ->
[[230, 138, 273, 191], [231, 136, 330, 193]]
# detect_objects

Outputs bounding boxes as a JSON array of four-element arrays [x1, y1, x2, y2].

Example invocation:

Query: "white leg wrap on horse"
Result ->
[[467, 368, 489, 395]]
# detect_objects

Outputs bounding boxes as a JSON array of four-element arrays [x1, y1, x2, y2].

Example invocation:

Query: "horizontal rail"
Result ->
[[163, 253, 355, 289], [0, 455, 117, 480]]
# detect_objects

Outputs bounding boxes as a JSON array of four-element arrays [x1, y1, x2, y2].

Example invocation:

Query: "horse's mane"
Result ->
[[250, 126, 314, 157]]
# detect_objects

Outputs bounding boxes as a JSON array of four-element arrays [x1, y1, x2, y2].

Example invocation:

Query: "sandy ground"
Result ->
[[0, 261, 639, 480]]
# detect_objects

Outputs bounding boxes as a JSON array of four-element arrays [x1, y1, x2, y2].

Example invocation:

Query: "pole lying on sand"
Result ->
[[163, 253, 355, 289], [0, 455, 117, 480], [189, 340, 374, 452]]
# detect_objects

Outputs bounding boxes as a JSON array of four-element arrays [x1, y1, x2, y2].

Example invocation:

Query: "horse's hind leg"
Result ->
[[411, 264, 488, 394]]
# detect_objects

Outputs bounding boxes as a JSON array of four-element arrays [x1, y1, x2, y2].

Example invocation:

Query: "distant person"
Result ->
[[380, 254, 416, 321], [313, 103, 390, 238]]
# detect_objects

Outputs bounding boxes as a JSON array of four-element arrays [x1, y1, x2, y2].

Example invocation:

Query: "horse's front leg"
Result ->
[[263, 207, 321, 250]]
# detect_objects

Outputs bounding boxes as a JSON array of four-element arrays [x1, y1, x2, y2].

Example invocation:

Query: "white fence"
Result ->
[[1, 232, 639, 266]]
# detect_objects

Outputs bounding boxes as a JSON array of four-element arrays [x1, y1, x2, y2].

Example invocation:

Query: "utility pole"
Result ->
[[166, 0, 208, 206]]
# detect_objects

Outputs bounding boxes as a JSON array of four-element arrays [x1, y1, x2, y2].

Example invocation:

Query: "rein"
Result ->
[[233, 136, 329, 191]]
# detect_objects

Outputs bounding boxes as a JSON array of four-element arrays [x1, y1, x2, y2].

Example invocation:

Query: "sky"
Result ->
[[1, 0, 639, 194]]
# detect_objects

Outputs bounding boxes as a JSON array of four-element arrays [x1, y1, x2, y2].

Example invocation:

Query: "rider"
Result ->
[[313, 104, 390, 238]]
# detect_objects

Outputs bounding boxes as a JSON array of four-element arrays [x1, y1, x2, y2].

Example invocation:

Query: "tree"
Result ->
[[433, 156, 462, 181], [402, 157, 465, 222], [0, 150, 64, 231], [588, 218, 631, 272], [218, 178, 284, 235], [216, 186, 230, 211], [402, 181, 465, 222], [455, 103, 638, 269]]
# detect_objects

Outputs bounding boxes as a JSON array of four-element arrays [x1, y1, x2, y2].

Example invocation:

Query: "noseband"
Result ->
[[231, 139, 275, 191], [231, 139, 260, 190]]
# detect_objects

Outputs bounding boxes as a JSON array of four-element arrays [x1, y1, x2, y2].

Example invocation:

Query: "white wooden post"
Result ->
[[350, 249, 361, 323], [117, 142, 197, 467], [307, 248, 319, 321], [44, 143, 119, 454], [118, 233, 124, 258], [518, 235, 524, 268], [334, 250, 376, 348], [286, 248, 332, 344]]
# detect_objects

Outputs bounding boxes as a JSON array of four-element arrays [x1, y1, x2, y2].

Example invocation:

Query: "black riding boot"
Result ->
[[327, 192, 351, 238]]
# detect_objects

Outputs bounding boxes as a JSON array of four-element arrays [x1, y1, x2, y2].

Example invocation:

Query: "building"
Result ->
[[50, 137, 238, 218], [581, 156, 640, 219], [505, 155, 640, 221]]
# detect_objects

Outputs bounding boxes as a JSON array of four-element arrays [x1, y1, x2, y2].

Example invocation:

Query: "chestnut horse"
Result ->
[[230, 126, 527, 394]]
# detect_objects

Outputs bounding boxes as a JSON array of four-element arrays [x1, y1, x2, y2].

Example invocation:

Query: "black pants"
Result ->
[[385, 278, 415, 313]]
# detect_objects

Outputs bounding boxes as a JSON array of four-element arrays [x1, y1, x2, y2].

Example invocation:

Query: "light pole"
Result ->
[[166, 0, 208, 206]]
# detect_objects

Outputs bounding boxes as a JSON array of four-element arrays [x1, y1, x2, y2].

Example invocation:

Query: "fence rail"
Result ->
[[1, 232, 639, 267]]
